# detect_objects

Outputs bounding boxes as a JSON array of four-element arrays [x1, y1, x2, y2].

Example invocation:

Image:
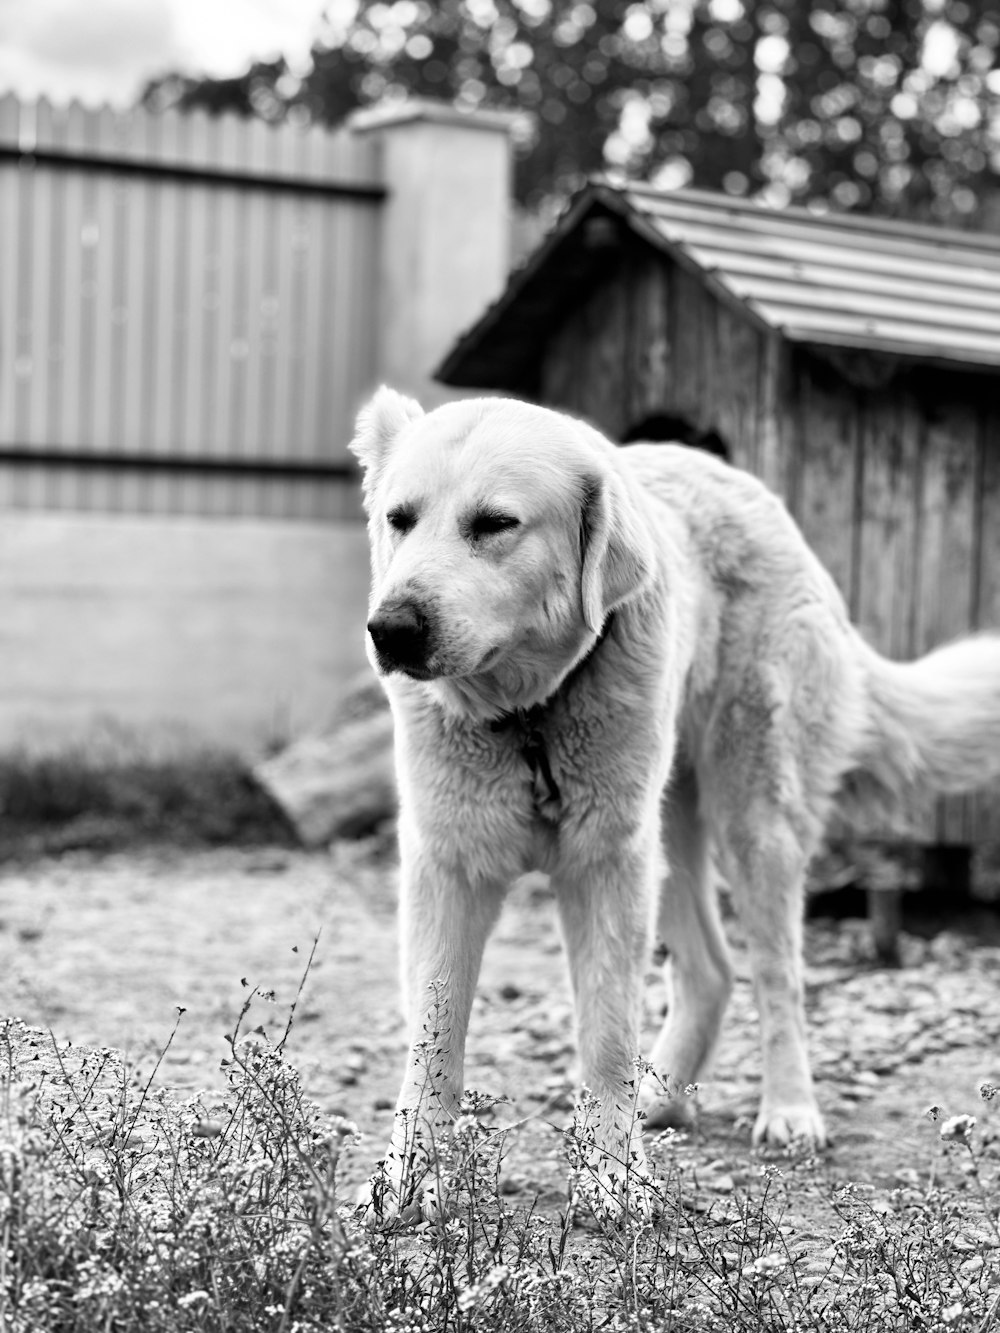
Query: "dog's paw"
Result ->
[[356, 1155, 409, 1228], [587, 1166, 662, 1225], [752, 1100, 827, 1151], [576, 1140, 662, 1226], [356, 1167, 449, 1228]]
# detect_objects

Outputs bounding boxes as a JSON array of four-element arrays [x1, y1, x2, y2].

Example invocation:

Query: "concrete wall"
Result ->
[[0, 513, 372, 754]]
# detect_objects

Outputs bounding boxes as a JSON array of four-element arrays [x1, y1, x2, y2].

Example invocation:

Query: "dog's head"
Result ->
[[349, 388, 657, 718]]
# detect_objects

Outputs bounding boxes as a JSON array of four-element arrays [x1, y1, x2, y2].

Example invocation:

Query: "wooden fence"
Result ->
[[0, 95, 384, 521]]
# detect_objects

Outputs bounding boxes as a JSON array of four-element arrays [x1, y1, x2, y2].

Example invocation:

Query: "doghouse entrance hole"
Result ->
[[621, 413, 729, 460]]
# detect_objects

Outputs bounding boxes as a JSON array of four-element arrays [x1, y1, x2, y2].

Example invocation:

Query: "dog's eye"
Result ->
[[387, 507, 416, 534], [470, 512, 520, 539]]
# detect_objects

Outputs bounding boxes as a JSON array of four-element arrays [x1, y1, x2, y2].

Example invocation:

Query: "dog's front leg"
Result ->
[[373, 847, 507, 1220], [552, 835, 660, 1218]]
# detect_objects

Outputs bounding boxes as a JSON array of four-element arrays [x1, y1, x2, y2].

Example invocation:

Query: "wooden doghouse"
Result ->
[[438, 183, 1000, 915]]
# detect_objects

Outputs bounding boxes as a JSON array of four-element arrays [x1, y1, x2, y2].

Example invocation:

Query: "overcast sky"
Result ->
[[0, 0, 328, 107]]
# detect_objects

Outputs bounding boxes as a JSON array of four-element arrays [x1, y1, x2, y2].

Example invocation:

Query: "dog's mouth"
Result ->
[[395, 662, 438, 681], [373, 652, 437, 681], [378, 644, 505, 683]]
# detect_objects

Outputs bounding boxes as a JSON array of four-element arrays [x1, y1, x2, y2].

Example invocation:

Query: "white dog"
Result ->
[[351, 387, 1000, 1214]]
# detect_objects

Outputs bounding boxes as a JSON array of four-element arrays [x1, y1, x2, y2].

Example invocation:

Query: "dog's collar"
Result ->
[[490, 614, 615, 822], [494, 704, 562, 818]]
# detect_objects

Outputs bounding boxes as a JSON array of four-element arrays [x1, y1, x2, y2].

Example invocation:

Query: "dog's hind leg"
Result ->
[[712, 797, 826, 1149], [641, 767, 734, 1130]]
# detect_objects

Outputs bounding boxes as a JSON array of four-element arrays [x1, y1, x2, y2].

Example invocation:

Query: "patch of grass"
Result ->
[[0, 737, 294, 859], [2, 969, 999, 1332]]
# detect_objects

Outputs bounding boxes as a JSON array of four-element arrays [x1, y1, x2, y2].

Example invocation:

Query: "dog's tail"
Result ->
[[845, 634, 1000, 826]]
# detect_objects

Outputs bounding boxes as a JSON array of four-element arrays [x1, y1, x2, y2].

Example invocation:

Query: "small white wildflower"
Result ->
[[979, 1081, 999, 1103], [924, 1104, 943, 1122], [457, 1264, 511, 1311], [743, 1252, 788, 1279], [940, 1115, 976, 1143], [451, 1114, 478, 1141], [942, 1302, 965, 1323]]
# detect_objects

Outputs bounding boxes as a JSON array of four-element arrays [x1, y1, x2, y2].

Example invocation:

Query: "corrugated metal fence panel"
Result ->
[[0, 460, 362, 520], [0, 95, 381, 518]]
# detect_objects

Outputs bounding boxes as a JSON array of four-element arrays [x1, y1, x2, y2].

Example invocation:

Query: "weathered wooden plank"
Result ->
[[792, 359, 859, 607], [667, 264, 705, 426], [913, 396, 980, 842], [914, 400, 978, 650], [853, 388, 920, 660], [972, 397, 1000, 842], [709, 306, 761, 472], [756, 329, 788, 499], [623, 248, 671, 430], [957, 396, 1000, 846], [539, 299, 587, 416], [576, 271, 629, 438]]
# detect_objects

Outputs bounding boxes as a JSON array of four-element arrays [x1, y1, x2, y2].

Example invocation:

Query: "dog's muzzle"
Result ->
[[367, 601, 432, 675]]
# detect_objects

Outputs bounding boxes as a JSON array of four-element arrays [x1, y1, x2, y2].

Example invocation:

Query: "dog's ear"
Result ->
[[349, 386, 423, 495], [579, 468, 656, 632]]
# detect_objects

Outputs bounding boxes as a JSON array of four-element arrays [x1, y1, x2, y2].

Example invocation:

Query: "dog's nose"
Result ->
[[367, 603, 430, 670]]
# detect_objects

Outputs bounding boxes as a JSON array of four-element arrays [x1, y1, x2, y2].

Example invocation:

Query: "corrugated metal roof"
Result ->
[[617, 183, 1000, 368], [437, 182, 1000, 387]]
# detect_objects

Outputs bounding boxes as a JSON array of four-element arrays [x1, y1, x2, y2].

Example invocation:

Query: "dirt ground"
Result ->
[[1, 842, 999, 1232]]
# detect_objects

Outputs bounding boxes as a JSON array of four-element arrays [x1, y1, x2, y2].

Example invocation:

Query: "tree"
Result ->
[[142, 0, 1000, 225]]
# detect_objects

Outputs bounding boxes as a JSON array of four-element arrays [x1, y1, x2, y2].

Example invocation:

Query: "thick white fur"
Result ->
[[351, 388, 1000, 1211]]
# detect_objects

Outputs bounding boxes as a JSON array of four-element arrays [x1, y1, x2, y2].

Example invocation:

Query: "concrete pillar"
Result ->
[[350, 99, 516, 407]]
